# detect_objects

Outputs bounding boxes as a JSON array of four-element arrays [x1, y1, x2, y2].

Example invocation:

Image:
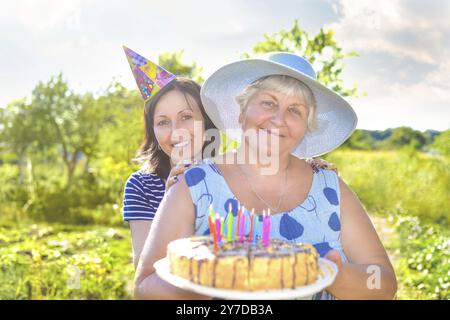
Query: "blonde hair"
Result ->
[[235, 75, 317, 133]]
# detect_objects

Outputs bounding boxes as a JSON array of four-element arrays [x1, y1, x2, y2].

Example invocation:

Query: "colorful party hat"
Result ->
[[123, 45, 176, 102]]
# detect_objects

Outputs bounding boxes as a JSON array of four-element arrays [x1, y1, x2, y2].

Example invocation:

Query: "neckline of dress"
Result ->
[[209, 160, 318, 216]]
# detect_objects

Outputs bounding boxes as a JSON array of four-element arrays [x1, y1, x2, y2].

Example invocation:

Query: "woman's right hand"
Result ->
[[306, 158, 339, 175], [165, 160, 196, 192]]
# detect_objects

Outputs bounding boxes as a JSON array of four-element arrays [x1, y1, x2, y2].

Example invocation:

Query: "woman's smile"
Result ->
[[259, 127, 286, 138], [171, 139, 191, 148]]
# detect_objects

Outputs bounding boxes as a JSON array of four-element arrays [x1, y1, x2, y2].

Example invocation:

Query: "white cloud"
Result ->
[[348, 62, 450, 131], [328, 0, 449, 65], [326, 0, 450, 130]]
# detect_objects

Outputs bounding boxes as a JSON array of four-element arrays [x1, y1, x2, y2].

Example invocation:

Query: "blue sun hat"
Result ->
[[200, 52, 358, 158]]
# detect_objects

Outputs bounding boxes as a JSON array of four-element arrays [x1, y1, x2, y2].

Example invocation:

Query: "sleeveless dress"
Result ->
[[184, 159, 348, 300]]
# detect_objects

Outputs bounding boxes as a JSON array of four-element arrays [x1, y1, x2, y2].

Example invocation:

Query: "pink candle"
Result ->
[[215, 213, 222, 244], [263, 209, 271, 247], [262, 210, 267, 246], [239, 208, 246, 243], [248, 208, 255, 243], [236, 204, 241, 238]]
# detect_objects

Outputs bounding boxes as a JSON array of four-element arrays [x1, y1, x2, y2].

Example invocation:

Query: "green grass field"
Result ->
[[0, 222, 134, 299], [1, 214, 447, 300]]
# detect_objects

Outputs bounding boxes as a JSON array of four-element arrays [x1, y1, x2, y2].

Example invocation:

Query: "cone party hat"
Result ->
[[123, 46, 176, 102]]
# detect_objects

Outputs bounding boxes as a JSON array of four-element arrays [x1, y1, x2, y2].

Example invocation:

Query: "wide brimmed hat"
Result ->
[[200, 52, 358, 158], [123, 46, 176, 102]]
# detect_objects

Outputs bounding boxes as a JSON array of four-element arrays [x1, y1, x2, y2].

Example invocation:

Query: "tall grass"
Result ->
[[325, 149, 449, 225]]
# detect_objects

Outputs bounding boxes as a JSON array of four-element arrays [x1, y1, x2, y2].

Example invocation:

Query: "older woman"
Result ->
[[134, 52, 397, 299]]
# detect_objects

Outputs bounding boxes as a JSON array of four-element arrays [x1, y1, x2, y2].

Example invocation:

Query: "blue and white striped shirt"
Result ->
[[122, 170, 165, 221]]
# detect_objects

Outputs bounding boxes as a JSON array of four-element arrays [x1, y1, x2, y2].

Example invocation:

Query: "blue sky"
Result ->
[[1, 0, 449, 131]]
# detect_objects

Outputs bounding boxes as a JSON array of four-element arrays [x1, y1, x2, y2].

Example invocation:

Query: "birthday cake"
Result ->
[[167, 236, 319, 291]]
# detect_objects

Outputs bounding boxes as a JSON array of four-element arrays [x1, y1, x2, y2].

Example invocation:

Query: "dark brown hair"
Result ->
[[135, 77, 218, 179]]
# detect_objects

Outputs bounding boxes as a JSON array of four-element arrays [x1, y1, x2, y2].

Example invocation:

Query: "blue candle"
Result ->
[[253, 215, 258, 245]]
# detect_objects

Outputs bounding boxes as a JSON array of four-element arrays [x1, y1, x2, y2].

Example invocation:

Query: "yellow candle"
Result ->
[[220, 217, 225, 239], [227, 204, 233, 242]]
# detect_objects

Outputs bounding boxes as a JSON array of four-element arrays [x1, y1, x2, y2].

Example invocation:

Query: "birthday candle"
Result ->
[[209, 204, 214, 220], [208, 214, 214, 237], [253, 217, 258, 245], [239, 209, 246, 243], [262, 210, 265, 245], [267, 209, 271, 245], [227, 204, 233, 242], [220, 217, 225, 240], [263, 210, 269, 247], [236, 204, 241, 237], [215, 213, 222, 244], [210, 215, 218, 251], [249, 208, 254, 242]]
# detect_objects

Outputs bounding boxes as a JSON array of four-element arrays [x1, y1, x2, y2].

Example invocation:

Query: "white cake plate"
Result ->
[[154, 257, 338, 300]]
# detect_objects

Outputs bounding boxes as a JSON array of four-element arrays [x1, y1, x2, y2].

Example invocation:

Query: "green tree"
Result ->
[[382, 127, 427, 150], [1, 98, 37, 183], [28, 73, 110, 187], [429, 129, 450, 157], [341, 129, 374, 150], [242, 19, 363, 97], [95, 80, 142, 165], [158, 50, 204, 84]]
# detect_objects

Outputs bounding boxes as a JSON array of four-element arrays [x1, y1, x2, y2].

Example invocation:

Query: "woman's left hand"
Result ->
[[324, 249, 344, 292], [325, 249, 343, 270]]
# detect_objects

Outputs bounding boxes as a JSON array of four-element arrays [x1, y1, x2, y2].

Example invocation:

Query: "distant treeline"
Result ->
[[342, 127, 448, 154]]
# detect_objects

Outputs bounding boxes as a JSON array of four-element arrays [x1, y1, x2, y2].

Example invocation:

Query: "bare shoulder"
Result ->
[[154, 173, 195, 234], [338, 176, 362, 210]]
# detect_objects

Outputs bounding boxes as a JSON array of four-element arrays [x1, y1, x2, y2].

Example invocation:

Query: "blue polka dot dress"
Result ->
[[184, 159, 347, 300]]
